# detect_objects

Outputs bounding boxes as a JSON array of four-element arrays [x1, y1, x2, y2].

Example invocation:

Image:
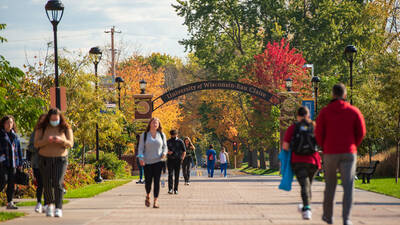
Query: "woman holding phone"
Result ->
[[34, 108, 73, 218]]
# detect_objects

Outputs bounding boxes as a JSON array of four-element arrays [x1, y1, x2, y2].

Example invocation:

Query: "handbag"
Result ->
[[15, 169, 29, 185]]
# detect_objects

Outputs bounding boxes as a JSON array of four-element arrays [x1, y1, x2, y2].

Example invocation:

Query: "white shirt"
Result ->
[[219, 152, 227, 164]]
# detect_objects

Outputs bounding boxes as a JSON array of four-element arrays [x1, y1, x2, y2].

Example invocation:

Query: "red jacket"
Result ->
[[315, 99, 366, 154]]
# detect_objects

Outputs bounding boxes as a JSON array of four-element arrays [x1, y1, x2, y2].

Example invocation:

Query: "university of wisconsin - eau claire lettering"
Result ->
[[160, 81, 272, 103]]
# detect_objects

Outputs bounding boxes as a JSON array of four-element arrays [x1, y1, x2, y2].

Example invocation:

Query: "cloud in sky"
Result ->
[[0, 0, 188, 68]]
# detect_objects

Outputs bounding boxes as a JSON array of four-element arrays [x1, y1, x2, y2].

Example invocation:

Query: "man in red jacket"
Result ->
[[315, 84, 366, 225]]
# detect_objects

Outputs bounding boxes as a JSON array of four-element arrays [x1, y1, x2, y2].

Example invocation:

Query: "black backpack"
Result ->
[[290, 120, 317, 155]]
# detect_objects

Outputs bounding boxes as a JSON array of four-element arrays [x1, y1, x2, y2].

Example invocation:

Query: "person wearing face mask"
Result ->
[[0, 115, 23, 210], [34, 108, 73, 218]]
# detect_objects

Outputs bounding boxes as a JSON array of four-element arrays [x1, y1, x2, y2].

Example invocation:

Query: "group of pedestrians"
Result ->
[[282, 84, 366, 225], [205, 145, 229, 178], [137, 117, 231, 208], [0, 108, 73, 218]]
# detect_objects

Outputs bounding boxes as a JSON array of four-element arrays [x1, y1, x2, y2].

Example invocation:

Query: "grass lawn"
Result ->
[[355, 178, 400, 199], [237, 163, 280, 176], [64, 177, 135, 198], [16, 200, 69, 207], [0, 212, 25, 222]]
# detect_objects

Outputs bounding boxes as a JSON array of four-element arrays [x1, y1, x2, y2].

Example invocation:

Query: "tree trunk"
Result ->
[[81, 141, 85, 165], [252, 150, 258, 168], [396, 113, 400, 184], [269, 147, 280, 170], [259, 149, 266, 169], [247, 149, 252, 167], [396, 139, 399, 184]]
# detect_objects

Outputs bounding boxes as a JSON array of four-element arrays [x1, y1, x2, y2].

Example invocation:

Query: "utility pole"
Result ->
[[104, 26, 121, 80]]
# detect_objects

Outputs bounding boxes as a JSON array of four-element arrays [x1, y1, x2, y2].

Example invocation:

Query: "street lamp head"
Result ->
[[285, 77, 293, 92], [89, 46, 102, 64], [115, 77, 124, 89], [139, 79, 147, 94], [311, 76, 321, 89], [344, 45, 357, 63], [45, 0, 64, 25]]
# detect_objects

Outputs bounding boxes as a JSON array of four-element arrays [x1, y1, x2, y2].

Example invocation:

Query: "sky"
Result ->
[[0, 0, 188, 69]]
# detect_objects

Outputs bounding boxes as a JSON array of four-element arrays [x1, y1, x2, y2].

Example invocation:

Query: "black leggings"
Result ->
[[39, 156, 67, 209], [182, 157, 191, 182], [144, 161, 163, 198], [33, 168, 44, 203], [4, 167, 16, 203], [292, 163, 318, 208]]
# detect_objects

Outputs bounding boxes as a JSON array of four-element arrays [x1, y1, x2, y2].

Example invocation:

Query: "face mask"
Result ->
[[50, 120, 60, 127]]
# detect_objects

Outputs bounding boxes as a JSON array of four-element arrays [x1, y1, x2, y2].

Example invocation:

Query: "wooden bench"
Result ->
[[356, 160, 379, 184]]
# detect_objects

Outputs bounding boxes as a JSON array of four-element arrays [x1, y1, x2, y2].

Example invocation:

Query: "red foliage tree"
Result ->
[[248, 38, 310, 95]]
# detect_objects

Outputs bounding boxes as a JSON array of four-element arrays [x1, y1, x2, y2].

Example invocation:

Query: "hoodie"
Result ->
[[315, 99, 366, 154]]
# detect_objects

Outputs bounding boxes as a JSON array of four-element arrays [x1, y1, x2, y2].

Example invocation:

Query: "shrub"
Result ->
[[86, 152, 130, 178], [64, 159, 96, 190]]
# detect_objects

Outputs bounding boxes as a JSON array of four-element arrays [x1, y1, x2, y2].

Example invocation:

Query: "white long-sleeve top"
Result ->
[[138, 131, 167, 165], [219, 152, 228, 164]]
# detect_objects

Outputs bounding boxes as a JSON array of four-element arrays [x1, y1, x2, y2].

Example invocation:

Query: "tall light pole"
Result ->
[[115, 77, 124, 110], [89, 46, 103, 183], [344, 45, 357, 105], [311, 75, 321, 118], [45, 0, 64, 109]]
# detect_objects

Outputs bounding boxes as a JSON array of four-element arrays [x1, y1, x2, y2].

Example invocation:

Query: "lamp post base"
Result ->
[[95, 167, 103, 183]]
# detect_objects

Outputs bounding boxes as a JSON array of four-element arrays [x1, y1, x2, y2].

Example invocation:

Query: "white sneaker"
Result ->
[[34, 202, 42, 213], [302, 209, 312, 220], [54, 208, 62, 218], [42, 205, 48, 214], [297, 204, 303, 212], [46, 204, 54, 217]]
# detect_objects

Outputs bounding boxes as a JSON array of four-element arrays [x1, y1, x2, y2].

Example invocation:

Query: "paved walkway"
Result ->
[[2, 169, 400, 225]]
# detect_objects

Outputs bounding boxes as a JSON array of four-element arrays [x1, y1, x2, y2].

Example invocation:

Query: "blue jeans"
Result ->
[[220, 163, 227, 177], [137, 160, 144, 180], [207, 160, 215, 177]]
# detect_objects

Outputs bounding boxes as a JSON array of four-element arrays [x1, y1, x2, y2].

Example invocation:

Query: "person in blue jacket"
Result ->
[[0, 115, 23, 210], [206, 145, 216, 178]]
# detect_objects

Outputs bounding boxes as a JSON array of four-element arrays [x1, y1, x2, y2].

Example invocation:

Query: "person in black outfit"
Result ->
[[0, 115, 23, 210], [167, 130, 186, 194]]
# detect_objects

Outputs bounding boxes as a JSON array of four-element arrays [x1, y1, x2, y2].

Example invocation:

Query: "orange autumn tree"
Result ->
[[117, 56, 181, 136]]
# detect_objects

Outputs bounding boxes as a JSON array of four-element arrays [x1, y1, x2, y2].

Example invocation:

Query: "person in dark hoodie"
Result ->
[[0, 115, 23, 210], [315, 84, 366, 225], [166, 130, 186, 195]]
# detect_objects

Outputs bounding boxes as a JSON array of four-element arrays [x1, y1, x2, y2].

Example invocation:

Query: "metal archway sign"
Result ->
[[152, 80, 280, 111]]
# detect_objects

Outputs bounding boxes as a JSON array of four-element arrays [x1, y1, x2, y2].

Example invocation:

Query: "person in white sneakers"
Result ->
[[34, 109, 74, 217], [28, 114, 47, 213], [282, 106, 321, 220], [219, 147, 229, 177]]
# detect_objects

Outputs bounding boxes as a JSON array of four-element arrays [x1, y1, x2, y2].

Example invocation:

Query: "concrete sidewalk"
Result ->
[[2, 169, 400, 225]]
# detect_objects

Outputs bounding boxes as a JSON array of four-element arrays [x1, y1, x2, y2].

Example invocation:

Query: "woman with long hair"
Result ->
[[137, 117, 167, 208], [0, 115, 23, 209], [28, 113, 47, 213], [219, 147, 229, 177], [282, 106, 321, 220], [34, 108, 73, 218], [182, 137, 196, 185]]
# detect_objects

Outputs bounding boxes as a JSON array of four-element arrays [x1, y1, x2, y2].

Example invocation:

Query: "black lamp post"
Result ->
[[285, 78, 293, 92], [45, 0, 64, 110], [115, 77, 124, 110], [139, 79, 147, 94], [89, 46, 103, 183], [344, 45, 357, 105], [311, 75, 321, 118]]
